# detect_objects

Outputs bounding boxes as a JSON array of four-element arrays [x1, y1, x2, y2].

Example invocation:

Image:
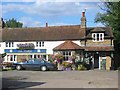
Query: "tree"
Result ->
[[5, 18, 23, 28], [95, 2, 120, 69], [95, 2, 120, 43], [0, 53, 6, 58]]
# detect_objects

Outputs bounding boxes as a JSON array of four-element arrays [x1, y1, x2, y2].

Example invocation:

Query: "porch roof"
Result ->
[[84, 46, 114, 51], [53, 41, 84, 51]]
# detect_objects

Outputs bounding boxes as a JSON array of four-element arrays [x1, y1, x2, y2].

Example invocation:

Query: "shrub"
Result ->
[[62, 61, 72, 69], [118, 66, 120, 70], [75, 61, 90, 70], [2, 62, 13, 68], [55, 54, 64, 64], [77, 64, 87, 70]]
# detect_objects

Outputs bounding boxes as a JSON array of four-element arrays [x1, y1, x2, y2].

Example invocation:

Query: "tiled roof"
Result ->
[[1, 25, 85, 41], [91, 27, 105, 32], [86, 27, 113, 39], [84, 46, 114, 51], [1, 25, 113, 42], [53, 41, 84, 50]]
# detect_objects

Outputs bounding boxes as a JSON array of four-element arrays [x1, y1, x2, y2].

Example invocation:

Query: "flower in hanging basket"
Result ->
[[71, 55, 76, 60], [55, 54, 64, 63]]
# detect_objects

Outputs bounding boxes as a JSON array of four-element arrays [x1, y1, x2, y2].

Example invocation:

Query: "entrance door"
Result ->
[[101, 59, 106, 70], [94, 54, 99, 68]]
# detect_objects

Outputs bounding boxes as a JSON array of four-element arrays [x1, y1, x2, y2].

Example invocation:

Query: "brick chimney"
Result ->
[[0, 18, 5, 29], [81, 10, 86, 29], [46, 22, 48, 27]]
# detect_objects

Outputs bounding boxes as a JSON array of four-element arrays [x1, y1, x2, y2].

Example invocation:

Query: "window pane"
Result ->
[[6, 42, 8, 47], [42, 42, 44, 47], [69, 52, 71, 55], [34, 55, 36, 58], [39, 42, 41, 47], [34, 60, 41, 64], [14, 55, 16, 61], [10, 55, 13, 61], [92, 34, 96, 41], [63, 51, 65, 55], [9, 42, 11, 47], [36, 42, 38, 47], [100, 34, 102, 40], [97, 34, 99, 41], [12, 42, 14, 47], [66, 52, 68, 55]]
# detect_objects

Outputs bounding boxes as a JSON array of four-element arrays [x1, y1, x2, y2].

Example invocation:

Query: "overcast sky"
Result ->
[[1, 0, 106, 27]]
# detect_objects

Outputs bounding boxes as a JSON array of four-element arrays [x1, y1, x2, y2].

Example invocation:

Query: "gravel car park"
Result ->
[[2, 70, 118, 89]]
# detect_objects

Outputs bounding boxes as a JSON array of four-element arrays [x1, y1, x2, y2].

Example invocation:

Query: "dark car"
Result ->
[[12, 59, 56, 71]]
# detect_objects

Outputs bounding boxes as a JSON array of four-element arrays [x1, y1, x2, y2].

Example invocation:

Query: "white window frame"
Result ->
[[5, 42, 14, 47], [62, 51, 71, 61], [92, 33, 104, 42], [36, 41, 44, 47]]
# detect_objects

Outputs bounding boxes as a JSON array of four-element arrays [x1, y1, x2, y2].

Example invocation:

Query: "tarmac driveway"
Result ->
[[1, 70, 119, 89]]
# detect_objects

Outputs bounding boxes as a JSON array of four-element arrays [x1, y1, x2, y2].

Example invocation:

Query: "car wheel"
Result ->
[[41, 66, 47, 71], [16, 65, 22, 70]]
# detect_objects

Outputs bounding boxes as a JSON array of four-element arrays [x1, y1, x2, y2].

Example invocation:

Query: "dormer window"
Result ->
[[92, 33, 104, 42]]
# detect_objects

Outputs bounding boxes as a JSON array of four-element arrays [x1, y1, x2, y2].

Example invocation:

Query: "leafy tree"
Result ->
[[0, 53, 6, 58], [95, 2, 120, 69], [95, 2, 120, 43], [5, 18, 23, 28]]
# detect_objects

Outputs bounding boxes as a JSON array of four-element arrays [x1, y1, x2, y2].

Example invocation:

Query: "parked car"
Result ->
[[12, 59, 57, 71]]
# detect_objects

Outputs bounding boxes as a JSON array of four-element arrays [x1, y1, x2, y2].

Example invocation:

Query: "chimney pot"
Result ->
[[82, 11, 85, 17], [46, 23, 48, 27]]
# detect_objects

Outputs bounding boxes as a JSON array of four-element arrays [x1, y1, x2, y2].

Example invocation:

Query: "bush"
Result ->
[[75, 61, 90, 70], [62, 61, 72, 68], [118, 67, 120, 70], [2, 68, 15, 71], [77, 64, 87, 70], [2, 62, 13, 67]]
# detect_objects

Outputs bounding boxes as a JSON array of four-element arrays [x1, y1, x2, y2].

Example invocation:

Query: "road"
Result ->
[[1, 70, 119, 89]]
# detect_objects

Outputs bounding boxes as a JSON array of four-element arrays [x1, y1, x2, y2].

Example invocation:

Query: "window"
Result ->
[[92, 33, 104, 42], [6, 42, 9, 47], [14, 55, 16, 61], [97, 33, 99, 41], [12, 42, 14, 47], [10, 55, 13, 61], [39, 42, 41, 47], [36, 42, 38, 47], [36, 41, 44, 47], [62, 51, 71, 61], [5, 42, 14, 47], [42, 42, 44, 47], [34, 55, 37, 58], [102, 53, 106, 57]]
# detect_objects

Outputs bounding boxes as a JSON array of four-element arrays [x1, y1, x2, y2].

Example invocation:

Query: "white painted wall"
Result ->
[[0, 42, 4, 54], [1, 40, 81, 62], [1, 40, 81, 54]]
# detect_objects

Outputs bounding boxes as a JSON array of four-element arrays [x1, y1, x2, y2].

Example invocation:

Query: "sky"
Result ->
[[0, 0, 107, 27]]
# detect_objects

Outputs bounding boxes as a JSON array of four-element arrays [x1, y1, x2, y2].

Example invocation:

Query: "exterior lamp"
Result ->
[[96, 52, 99, 54], [85, 53, 88, 57], [111, 52, 113, 58]]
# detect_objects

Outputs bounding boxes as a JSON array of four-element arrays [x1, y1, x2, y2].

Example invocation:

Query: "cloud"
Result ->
[[2, 0, 35, 2], [47, 22, 76, 26], [96, 23, 104, 27], [2, 1, 103, 27], [2, 2, 99, 17], [0, 5, 2, 17], [19, 17, 41, 27], [3, 0, 117, 3]]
